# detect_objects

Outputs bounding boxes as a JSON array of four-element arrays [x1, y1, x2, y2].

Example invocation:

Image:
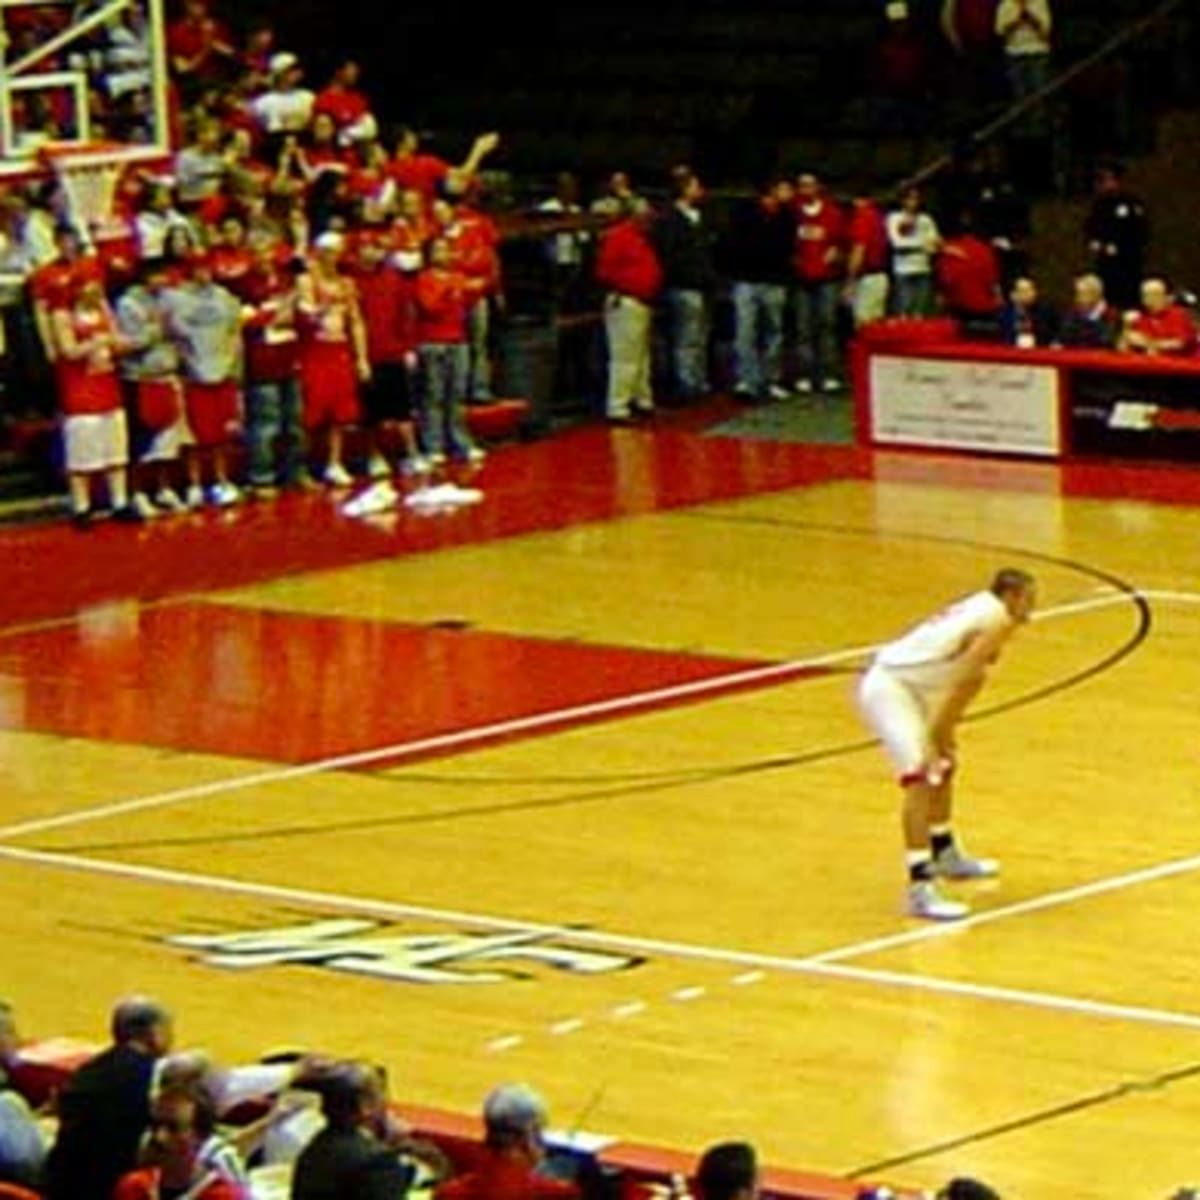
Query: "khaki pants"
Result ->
[[604, 293, 653, 417]]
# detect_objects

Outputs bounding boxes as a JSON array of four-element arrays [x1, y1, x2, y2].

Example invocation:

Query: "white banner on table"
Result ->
[[870, 354, 1062, 456]]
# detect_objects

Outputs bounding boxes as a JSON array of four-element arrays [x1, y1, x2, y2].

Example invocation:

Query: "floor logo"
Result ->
[[166, 918, 644, 984]]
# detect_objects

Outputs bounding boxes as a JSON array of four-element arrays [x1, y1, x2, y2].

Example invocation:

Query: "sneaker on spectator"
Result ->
[[185, 484, 205, 509], [401, 454, 431, 477], [794, 379, 814, 395], [154, 488, 186, 513], [366, 454, 391, 480], [132, 492, 159, 520], [464, 446, 486, 467], [822, 378, 844, 393], [767, 384, 791, 401], [324, 462, 353, 488], [209, 481, 241, 507], [427, 451, 448, 469]]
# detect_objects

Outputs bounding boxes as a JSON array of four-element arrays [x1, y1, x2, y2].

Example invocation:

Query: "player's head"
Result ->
[[990, 568, 1036, 622]]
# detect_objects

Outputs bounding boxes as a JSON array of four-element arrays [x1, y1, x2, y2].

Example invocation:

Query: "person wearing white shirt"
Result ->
[[886, 185, 940, 317], [858, 569, 1036, 921], [251, 52, 315, 135]]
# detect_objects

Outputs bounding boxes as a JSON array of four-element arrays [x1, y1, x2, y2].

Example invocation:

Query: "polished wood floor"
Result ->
[[4, 427, 1200, 1200]]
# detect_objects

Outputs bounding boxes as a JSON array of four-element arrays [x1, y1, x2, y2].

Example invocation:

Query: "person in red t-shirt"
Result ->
[[30, 223, 104, 363], [313, 59, 378, 147], [346, 230, 423, 479], [844, 196, 890, 328], [241, 229, 311, 493], [167, 0, 235, 97], [389, 127, 500, 206], [209, 214, 255, 299], [433, 192, 501, 403], [113, 1085, 243, 1200], [414, 236, 488, 466], [436, 1085, 579, 1200], [792, 172, 846, 392], [1123, 278, 1197, 356], [595, 198, 662, 421], [936, 214, 1003, 339]]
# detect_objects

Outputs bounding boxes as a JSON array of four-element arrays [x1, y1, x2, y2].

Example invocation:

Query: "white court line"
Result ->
[[4, 842, 1200, 1035], [0, 591, 1137, 844]]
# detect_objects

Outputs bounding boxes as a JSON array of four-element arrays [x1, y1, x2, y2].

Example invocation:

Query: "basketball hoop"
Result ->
[[38, 141, 129, 244]]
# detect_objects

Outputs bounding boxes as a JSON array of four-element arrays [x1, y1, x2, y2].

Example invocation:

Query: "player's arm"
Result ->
[[445, 132, 500, 194]]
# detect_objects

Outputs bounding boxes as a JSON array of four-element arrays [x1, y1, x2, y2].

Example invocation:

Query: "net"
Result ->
[[37, 141, 128, 244]]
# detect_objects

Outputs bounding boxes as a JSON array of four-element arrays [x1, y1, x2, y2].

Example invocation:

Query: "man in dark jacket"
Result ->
[[45, 997, 174, 1200], [1085, 161, 1148, 310], [1058, 273, 1120, 349], [655, 165, 716, 400], [722, 177, 795, 401], [292, 1062, 410, 1200]]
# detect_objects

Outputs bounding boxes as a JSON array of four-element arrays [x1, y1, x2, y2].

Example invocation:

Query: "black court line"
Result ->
[[847, 1058, 1200, 1178], [42, 520, 1150, 855]]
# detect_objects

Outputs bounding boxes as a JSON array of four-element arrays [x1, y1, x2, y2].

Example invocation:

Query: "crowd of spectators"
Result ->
[[0, 996, 1020, 1200]]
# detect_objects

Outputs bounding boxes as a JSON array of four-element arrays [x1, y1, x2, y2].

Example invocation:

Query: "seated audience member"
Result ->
[[695, 1142, 758, 1200], [113, 1084, 244, 1200], [389, 127, 500, 205], [935, 214, 1002, 339], [1058, 273, 1120, 349], [1000, 275, 1059, 347], [313, 59, 378, 147], [0, 1004, 44, 1189], [51, 278, 143, 528], [45, 997, 174, 1200], [116, 258, 191, 516], [1123, 277, 1197, 356], [435, 1084, 579, 1200], [163, 252, 246, 507], [291, 1062, 410, 1200], [887, 185, 940, 317], [595, 196, 662, 421], [252, 53, 316, 135], [937, 1179, 1002, 1200]]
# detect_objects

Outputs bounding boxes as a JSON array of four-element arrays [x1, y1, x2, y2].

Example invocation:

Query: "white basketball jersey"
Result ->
[[874, 590, 1010, 695]]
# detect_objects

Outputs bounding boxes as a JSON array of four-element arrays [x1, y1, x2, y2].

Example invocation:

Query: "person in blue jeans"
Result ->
[[654, 166, 716, 400], [721, 176, 795, 401]]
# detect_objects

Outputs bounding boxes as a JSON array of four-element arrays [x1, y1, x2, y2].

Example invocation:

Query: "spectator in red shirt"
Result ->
[[167, 0, 235, 99], [389, 127, 500, 204], [241, 229, 311, 494], [414, 235, 488, 466], [436, 1085, 578, 1200], [113, 1085, 243, 1200], [844, 195, 890, 328], [1123, 278, 1197, 356], [313, 59, 378, 147], [792, 171, 845, 392], [936, 213, 1002, 339], [596, 197, 662, 421], [347, 230, 423, 479], [209, 214, 254, 297]]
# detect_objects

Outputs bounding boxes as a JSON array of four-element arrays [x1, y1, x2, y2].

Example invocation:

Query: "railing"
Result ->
[[900, 0, 1190, 193]]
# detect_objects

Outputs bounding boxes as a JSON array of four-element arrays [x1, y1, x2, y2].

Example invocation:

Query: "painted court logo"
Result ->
[[166, 918, 643, 985]]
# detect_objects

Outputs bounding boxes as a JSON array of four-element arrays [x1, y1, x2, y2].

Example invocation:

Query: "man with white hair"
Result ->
[[46, 997, 174, 1200], [1123, 278, 1197, 357], [435, 1084, 578, 1200], [1058, 274, 1119, 349]]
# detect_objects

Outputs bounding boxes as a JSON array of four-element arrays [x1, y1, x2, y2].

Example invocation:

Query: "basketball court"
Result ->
[[2, 423, 1199, 1200]]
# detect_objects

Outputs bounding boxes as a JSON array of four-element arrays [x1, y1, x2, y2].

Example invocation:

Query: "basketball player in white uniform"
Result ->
[[858, 568, 1036, 920]]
